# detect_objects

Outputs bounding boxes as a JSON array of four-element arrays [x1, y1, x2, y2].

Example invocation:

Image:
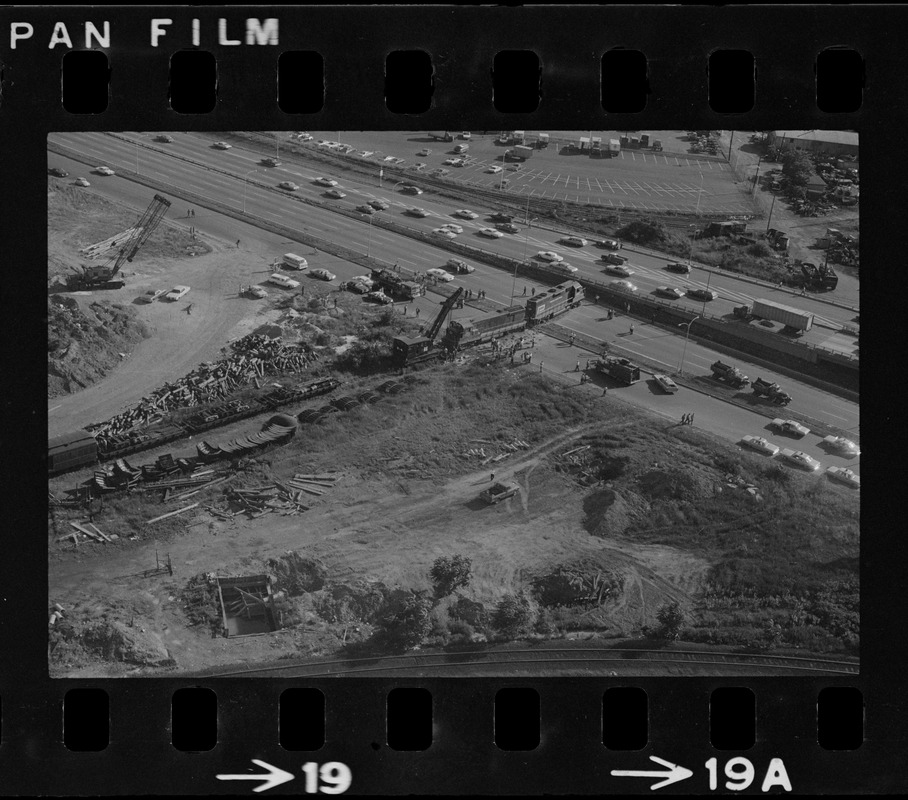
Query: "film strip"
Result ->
[[1, 3, 905, 795]]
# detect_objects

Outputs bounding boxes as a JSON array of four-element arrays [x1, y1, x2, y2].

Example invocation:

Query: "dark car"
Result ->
[[155, 135, 174, 143], [497, 223, 520, 234], [48, 167, 68, 178], [686, 288, 718, 301], [401, 185, 423, 195], [666, 262, 692, 274]]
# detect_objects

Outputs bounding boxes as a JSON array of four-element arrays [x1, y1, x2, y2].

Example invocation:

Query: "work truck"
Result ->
[[752, 377, 792, 405], [710, 360, 750, 388], [748, 298, 814, 333], [481, 481, 521, 505], [596, 356, 641, 385], [370, 269, 425, 301]]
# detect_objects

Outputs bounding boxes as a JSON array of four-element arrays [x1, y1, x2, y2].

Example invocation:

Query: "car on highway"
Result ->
[[138, 288, 167, 304], [94, 166, 115, 176], [826, 466, 861, 488], [486, 166, 503, 174], [536, 251, 564, 262], [427, 268, 455, 282], [561, 236, 589, 247], [655, 286, 684, 299], [822, 436, 860, 457], [779, 449, 821, 471], [246, 286, 268, 299], [479, 227, 504, 238], [340, 281, 370, 294], [310, 268, 336, 281], [164, 285, 191, 302], [154, 134, 174, 143], [595, 239, 622, 250], [552, 263, 579, 274], [350, 275, 375, 288], [278, 181, 300, 191], [365, 290, 393, 304], [48, 167, 68, 177], [446, 259, 475, 274], [324, 189, 347, 199], [687, 288, 718, 301], [654, 374, 679, 394], [609, 280, 638, 292], [369, 199, 390, 210], [212, 141, 232, 150], [261, 157, 282, 167], [740, 435, 780, 456], [453, 209, 478, 219], [441, 223, 464, 234], [604, 264, 635, 277], [418, 148, 432, 156], [401, 185, 424, 194], [770, 419, 810, 438], [268, 273, 301, 289], [73, 177, 91, 187], [406, 207, 430, 217], [432, 228, 458, 239], [356, 204, 376, 214], [489, 212, 514, 223], [601, 253, 628, 265], [497, 223, 520, 234], [666, 261, 691, 274], [314, 177, 339, 187]]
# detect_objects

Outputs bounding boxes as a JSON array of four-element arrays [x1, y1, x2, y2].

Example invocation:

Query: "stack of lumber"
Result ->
[[221, 484, 310, 518]]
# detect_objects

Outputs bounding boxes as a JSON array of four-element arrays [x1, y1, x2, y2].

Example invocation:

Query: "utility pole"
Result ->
[[765, 192, 777, 233], [727, 130, 734, 161]]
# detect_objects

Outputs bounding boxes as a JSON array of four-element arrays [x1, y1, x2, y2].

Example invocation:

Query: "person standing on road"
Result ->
[[629, 324, 635, 335], [689, 413, 695, 426], [569, 332, 576, 346], [416, 307, 420, 317], [490, 472, 495, 482], [539, 360, 544, 373], [236, 239, 241, 248], [575, 359, 580, 371], [523, 286, 527, 296]]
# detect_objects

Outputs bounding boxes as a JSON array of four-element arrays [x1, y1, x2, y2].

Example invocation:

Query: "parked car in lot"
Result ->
[[604, 264, 635, 277], [596, 239, 622, 250], [655, 286, 684, 299], [654, 374, 679, 394], [356, 204, 376, 214], [433, 228, 458, 239], [278, 181, 300, 191], [310, 268, 336, 281], [443, 158, 459, 166], [609, 280, 638, 292], [314, 177, 338, 187], [536, 251, 564, 262], [94, 166, 115, 176], [441, 223, 464, 234], [687, 288, 718, 301], [325, 189, 347, 199], [486, 166, 503, 174], [365, 290, 393, 304], [155, 135, 174, 143], [453, 209, 479, 219], [350, 275, 375, 289], [779, 449, 821, 471], [741, 435, 780, 456], [268, 273, 301, 289], [561, 236, 589, 247], [401, 185, 423, 194], [497, 223, 520, 234], [164, 285, 191, 301], [406, 207, 430, 217], [212, 141, 232, 149], [770, 419, 810, 438], [369, 199, 390, 210], [447, 259, 475, 274], [246, 285, 268, 299], [460, 132, 472, 140], [48, 167, 68, 177], [666, 261, 691, 274], [826, 466, 860, 488], [138, 288, 166, 304], [427, 268, 455, 282], [479, 227, 504, 238], [340, 281, 370, 294], [418, 148, 432, 156]]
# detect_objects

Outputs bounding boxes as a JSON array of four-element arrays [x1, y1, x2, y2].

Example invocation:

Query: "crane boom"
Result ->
[[108, 194, 172, 280], [424, 287, 464, 342]]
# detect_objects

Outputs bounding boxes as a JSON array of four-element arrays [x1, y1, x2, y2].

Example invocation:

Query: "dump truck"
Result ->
[[370, 269, 425, 301], [752, 377, 792, 405], [710, 360, 750, 388], [481, 480, 521, 505], [750, 299, 814, 332], [596, 356, 641, 385]]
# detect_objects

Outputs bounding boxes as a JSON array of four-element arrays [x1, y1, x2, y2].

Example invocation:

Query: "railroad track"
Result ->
[[196, 646, 858, 679]]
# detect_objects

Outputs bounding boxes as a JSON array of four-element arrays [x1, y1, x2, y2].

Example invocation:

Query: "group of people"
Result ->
[[681, 413, 695, 426], [464, 288, 486, 300]]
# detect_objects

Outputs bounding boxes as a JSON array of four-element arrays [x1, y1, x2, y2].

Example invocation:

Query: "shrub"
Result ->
[[430, 555, 473, 599], [373, 591, 433, 651], [449, 596, 489, 629], [492, 593, 535, 638], [655, 600, 685, 640]]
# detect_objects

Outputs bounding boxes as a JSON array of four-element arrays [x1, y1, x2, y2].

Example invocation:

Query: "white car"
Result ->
[[433, 228, 458, 240], [164, 285, 191, 301], [278, 181, 300, 191], [461, 132, 472, 140], [741, 435, 780, 456], [779, 449, 821, 471], [561, 236, 589, 247], [94, 166, 115, 176], [441, 223, 464, 234], [296, 133, 313, 141], [418, 148, 432, 156], [310, 268, 336, 281], [609, 280, 638, 292], [826, 466, 860, 488], [426, 268, 454, 282], [406, 207, 430, 217], [138, 288, 166, 304], [479, 228, 504, 238], [536, 251, 564, 262], [325, 189, 347, 199], [654, 374, 679, 394], [553, 263, 579, 274], [211, 141, 232, 150], [369, 199, 390, 210], [315, 177, 339, 187], [74, 177, 91, 187], [365, 291, 393, 305], [486, 166, 503, 174], [604, 264, 635, 277], [822, 436, 860, 456], [453, 209, 479, 219], [447, 259, 475, 274], [770, 419, 810, 438], [443, 158, 459, 166], [350, 275, 375, 289], [356, 204, 376, 215], [268, 273, 301, 289]]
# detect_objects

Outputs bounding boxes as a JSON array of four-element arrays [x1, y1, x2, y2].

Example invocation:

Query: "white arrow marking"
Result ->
[[216, 759, 295, 793], [611, 755, 693, 790]]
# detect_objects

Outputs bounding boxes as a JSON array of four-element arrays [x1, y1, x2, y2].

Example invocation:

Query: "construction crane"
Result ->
[[392, 287, 465, 366], [67, 194, 172, 290]]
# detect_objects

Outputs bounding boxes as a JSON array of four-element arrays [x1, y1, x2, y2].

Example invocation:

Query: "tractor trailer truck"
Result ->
[[749, 299, 814, 332], [608, 139, 621, 157]]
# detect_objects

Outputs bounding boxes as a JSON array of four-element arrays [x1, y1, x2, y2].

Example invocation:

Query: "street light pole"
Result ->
[[765, 192, 777, 233], [695, 172, 704, 215], [367, 213, 374, 258], [676, 316, 700, 376], [135, 140, 139, 175]]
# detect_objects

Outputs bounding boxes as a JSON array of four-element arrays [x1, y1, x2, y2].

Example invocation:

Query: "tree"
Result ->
[[430, 555, 473, 599], [492, 594, 534, 638], [374, 592, 433, 651], [781, 151, 812, 188], [655, 600, 685, 640], [449, 596, 488, 629]]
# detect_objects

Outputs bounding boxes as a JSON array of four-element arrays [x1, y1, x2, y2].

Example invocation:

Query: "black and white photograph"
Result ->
[[46, 128, 860, 679]]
